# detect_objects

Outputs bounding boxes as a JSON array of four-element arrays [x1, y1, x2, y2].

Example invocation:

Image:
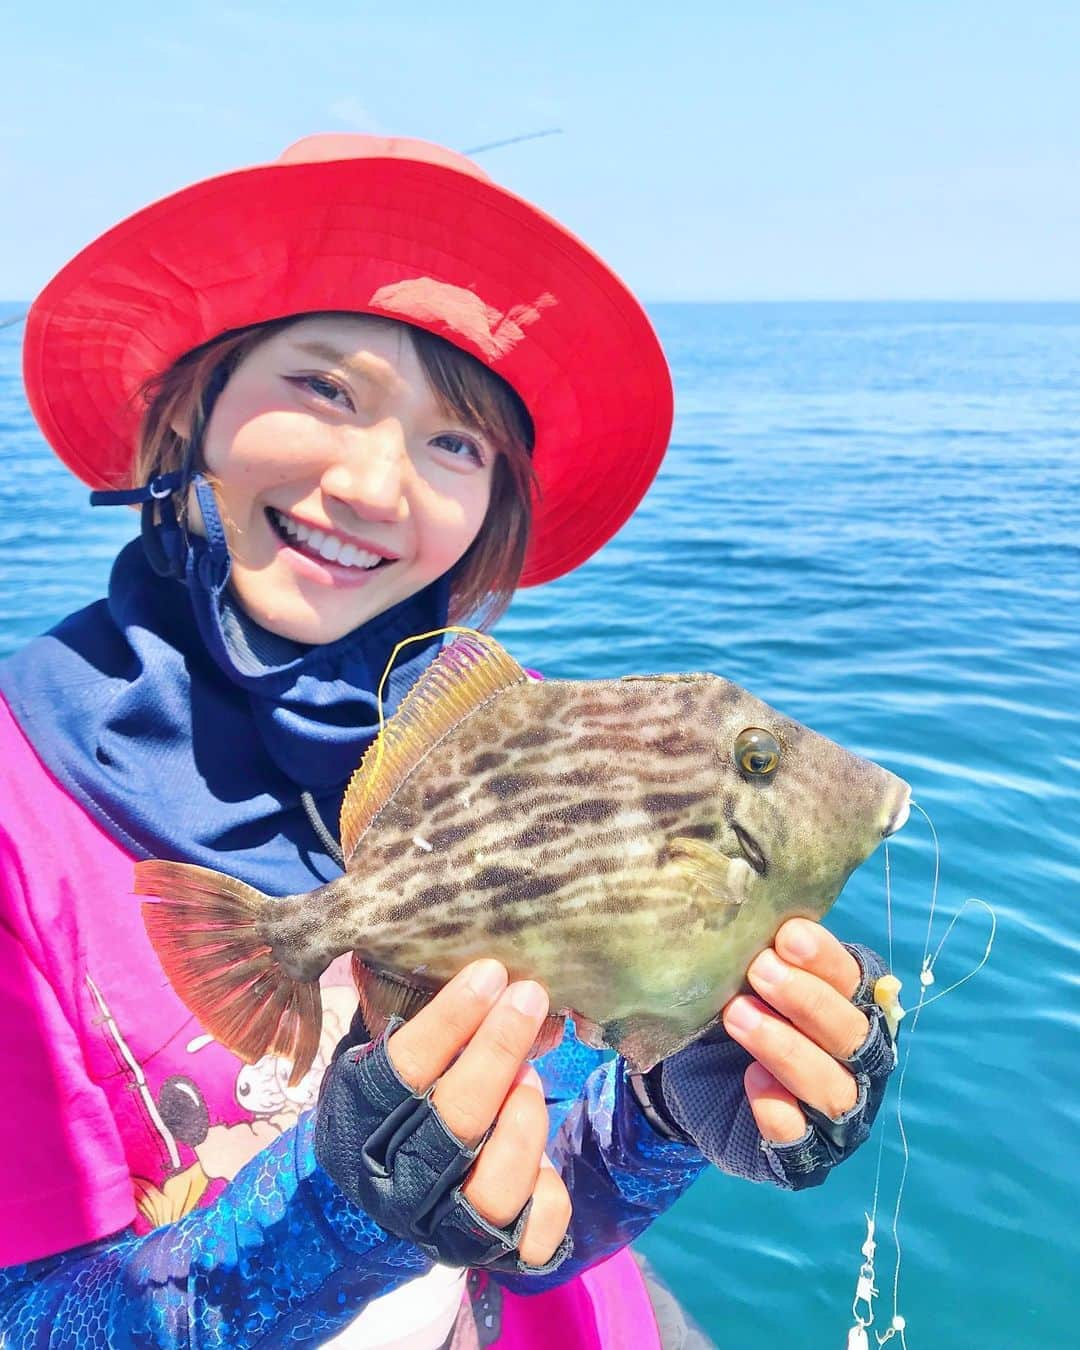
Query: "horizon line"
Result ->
[[5, 297, 1080, 317]]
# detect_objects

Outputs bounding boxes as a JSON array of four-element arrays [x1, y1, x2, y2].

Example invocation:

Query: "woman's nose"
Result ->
[[321, 422, 409, 520]]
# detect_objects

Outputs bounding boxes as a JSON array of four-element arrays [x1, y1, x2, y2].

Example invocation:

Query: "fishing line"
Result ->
[[369, 625, 491, 782], [848, 846, 894, 1347], [884, 833, 895, 974], [911, 899, 997, 1011], [375, 625, 484, 731], [461, 128, 563, 156], [303, 628, 483, 868], [846, 800, 997, 1349]]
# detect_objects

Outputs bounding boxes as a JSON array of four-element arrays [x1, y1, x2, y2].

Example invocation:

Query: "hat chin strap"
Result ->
[[90, 470, 229, 582], [89, 361, 233, 580]]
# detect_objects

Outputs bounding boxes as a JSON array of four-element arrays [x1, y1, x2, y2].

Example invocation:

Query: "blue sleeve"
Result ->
[[501, 1029, 707, 1294], [0, 1113, 430, 1347]]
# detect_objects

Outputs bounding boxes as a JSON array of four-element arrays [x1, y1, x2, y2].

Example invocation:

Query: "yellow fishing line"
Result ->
[[369, 624, 487, 777]]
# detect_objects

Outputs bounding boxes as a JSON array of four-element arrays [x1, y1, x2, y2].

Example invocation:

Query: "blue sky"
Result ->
[[3, 1, 1079, 301]]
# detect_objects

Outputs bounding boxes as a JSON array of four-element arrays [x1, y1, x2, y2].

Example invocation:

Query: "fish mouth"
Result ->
[[882, 788, 912, 838], [732, 821, 767, 876]]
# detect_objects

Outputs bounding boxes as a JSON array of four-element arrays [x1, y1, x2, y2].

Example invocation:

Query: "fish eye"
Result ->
[[734, 728, 780, 779]]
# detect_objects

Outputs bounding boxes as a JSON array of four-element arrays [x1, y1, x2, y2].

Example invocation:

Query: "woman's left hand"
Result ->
[[724, 916, 870, 1146], [647, 917, 896, 1189]]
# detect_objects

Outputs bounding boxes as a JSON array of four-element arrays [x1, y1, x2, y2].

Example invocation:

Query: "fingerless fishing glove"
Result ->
[[635, 943, 896, 1190], [315, 1013, 573, 1275]]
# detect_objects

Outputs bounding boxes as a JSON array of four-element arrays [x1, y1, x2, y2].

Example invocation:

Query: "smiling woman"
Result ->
[[0, 133, 896, 1350], [0, 132, 701, 1350], [134, 312, 537, 640]]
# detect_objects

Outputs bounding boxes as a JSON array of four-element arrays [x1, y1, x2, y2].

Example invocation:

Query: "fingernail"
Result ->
[[751, 948, 790, 989], [742, 1060, 773, 1095], [515, 1063, 544, 1092], [506, 980, 548, 1019], [464, 959, 507, 1000], [725, 997, 762, 1033], [781, 921, 817, 962]]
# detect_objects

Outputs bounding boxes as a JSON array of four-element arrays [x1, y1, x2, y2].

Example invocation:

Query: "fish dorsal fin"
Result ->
[[340, 630, 529, 863], [668, 836, 752, 905]]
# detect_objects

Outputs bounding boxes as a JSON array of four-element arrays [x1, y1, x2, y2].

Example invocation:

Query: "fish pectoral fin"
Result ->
[[668, 837, 752, 905], [352, 959, 439, 1041], [528, 1015, 567, 1060], [339, 631, 529, 863]]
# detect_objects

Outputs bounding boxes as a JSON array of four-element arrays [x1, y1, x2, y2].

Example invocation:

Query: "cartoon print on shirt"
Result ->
[[234, 1047, 324, 1124], [129, 972, 357, 1227]]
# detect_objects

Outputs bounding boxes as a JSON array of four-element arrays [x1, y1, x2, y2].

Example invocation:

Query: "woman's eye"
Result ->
[[430, 432, 486, 466], [293, 375, 355, 411]]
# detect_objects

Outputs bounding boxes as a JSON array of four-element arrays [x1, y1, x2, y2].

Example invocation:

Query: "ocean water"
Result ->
[[1, 302, 1076, 1348]]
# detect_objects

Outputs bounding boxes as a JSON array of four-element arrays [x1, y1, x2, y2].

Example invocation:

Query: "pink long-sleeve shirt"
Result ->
[[0, 691, 357, 1265]]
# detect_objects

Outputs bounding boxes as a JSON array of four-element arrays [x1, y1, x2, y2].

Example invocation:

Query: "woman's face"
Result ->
[[194, 315, 495, 644]]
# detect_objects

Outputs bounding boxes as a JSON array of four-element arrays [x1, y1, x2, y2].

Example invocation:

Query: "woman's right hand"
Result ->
[[313, 958, 573, 1273], [385, 960, 571, 1268]]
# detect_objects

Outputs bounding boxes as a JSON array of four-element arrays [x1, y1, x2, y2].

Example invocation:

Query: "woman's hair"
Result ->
[[133, 314, 536, 626]]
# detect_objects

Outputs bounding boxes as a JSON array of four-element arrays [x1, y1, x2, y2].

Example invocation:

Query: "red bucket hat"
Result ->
[[22, 134, 673, 587]]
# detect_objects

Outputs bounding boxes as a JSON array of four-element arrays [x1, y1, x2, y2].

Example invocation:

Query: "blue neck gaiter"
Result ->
[[0, 493, 451, 895]]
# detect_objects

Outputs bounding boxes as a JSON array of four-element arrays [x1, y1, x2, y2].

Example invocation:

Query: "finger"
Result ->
[[746, 948, 869, 1060], [518, 1158, 573, 1268], [723, 995, 858, 1119], [774, 919, 861, 997], [386, 959, 508, 1093], [743, 1061, 807, 1144], [431, 979, 549, 1146], [462, 1065, 548, 1228]]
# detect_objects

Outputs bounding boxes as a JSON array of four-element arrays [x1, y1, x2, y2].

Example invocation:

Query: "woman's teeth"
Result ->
[[270, 509, 387, 570]]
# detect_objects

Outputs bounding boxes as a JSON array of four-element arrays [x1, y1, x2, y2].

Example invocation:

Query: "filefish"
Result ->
[[136, 632, 911, 1085]]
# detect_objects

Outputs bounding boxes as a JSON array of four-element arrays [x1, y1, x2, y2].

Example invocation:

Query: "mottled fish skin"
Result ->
[[262, 670, 910, 1068]]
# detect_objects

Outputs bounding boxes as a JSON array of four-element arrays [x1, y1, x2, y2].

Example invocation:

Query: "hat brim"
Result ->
[[23, 155, 672, 586]]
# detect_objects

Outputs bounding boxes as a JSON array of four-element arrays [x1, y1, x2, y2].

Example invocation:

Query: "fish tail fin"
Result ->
[[136, 860, 322, 1087]]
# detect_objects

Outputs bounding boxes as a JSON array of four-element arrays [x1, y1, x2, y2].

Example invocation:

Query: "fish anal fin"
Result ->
[[340, 631, 529, 864], [571, 1014, 607, 1050], [352, 957, 438, 1040], [135, 859, 323, 1087], [351, 960, 564, 1062], [668, 837, 751, 906]]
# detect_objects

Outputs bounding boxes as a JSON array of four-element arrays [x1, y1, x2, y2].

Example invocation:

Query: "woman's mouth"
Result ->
[[266, 508, 397, 573]]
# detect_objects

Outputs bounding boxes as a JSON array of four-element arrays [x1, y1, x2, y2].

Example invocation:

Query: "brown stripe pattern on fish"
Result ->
[[136, 632, 911, 1085]]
